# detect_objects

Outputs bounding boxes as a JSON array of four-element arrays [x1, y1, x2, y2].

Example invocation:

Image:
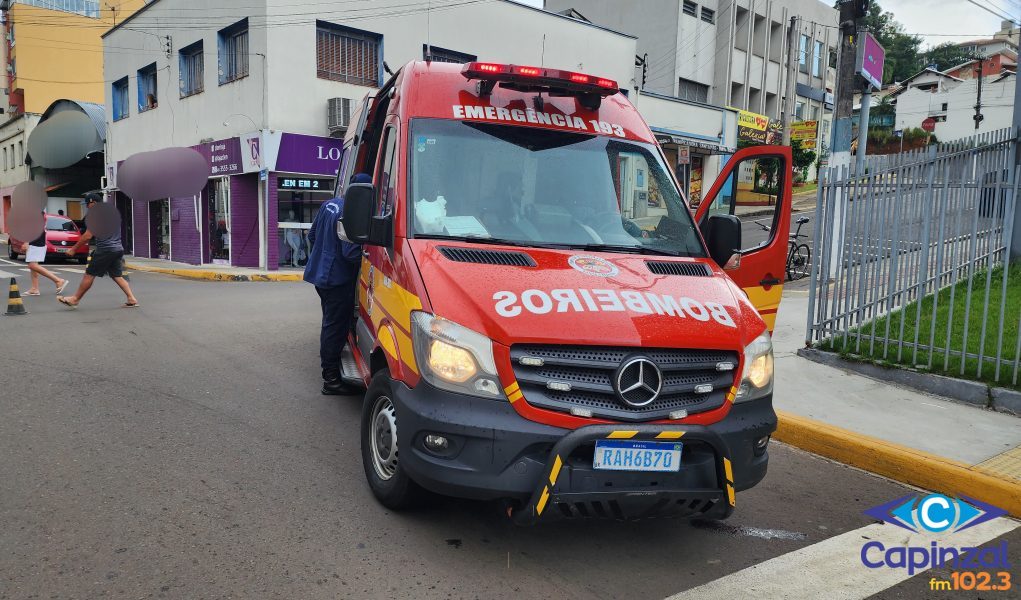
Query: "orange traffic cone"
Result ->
[[6, 277, 27, 315]]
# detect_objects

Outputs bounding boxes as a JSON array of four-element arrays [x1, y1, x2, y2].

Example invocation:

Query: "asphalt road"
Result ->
[[0, 251, 1016, 599]]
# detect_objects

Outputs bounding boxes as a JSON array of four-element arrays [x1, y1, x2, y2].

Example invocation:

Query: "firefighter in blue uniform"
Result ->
[[305, 173, 372, 395]]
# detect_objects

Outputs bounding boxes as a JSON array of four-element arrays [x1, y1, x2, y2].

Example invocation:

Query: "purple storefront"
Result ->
[[125, 132, 344, 271]]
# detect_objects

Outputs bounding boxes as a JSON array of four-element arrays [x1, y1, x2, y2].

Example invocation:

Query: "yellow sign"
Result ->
[[791, 120, 819, 146], [734, 109, 771, 132]]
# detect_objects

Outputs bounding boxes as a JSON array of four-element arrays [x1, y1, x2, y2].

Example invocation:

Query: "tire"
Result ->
[[360, 369, 423, 510], [789, 244, 811, 281], [7, 244, 17, 260]]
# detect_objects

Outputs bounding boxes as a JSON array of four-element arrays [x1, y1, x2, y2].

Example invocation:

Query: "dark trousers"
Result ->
[[316, 281, 357, 380]]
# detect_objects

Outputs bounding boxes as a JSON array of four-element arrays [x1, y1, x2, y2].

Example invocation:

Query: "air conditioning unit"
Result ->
[[328, 97, 352, 132]]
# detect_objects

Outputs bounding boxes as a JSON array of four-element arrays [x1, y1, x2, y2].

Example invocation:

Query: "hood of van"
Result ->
[[409, 240, 764, 351]]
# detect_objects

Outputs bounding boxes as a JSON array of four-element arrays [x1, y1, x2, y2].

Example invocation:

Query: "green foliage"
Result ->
[[921, 42, 973, 72], [791, 139, 816, 178]]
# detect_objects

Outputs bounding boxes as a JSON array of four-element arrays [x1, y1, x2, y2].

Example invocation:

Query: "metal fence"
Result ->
[[806, 128, 1021, 387]]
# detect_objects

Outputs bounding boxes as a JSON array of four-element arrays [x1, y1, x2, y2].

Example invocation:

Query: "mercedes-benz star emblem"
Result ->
[[615, 358, 663, 407]]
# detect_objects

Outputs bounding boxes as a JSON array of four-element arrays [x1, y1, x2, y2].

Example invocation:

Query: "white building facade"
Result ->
[[895, 72, 1016, 142], [104, 0, 736, 269]]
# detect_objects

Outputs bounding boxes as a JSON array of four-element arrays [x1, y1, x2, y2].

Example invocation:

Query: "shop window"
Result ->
[[678, 77, 709, 103], [218, 18, 249, 85], [137, 63, 158, 111], [423, 44, 475, 64], [682, 1, 697, 17], [208, 178, 230, 265], [179, 40, 204, 98], [316, 21, 382, 87], [700, 7, 715, 24], [277, 176, 337, 268], [112, 77, 129, 120]]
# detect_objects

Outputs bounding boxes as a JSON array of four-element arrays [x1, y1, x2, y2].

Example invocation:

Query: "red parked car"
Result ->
[[8, 214, 90, 264]]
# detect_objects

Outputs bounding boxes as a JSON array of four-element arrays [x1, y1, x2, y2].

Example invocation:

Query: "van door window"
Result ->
[[377, 126, 398, 216], [705, 155, 783, 253]]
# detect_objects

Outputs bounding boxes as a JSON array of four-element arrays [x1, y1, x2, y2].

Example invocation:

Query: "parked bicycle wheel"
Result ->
[[789, 244, 811, 280]]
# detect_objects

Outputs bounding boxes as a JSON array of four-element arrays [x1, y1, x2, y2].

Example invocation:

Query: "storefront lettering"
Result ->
[[316, 146, 343, 161]]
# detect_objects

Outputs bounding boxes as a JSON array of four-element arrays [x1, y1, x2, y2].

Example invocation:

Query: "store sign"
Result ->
[[733, 109, 781, 145], [274, 133, 345, 176], [193, 137, 244, 176], [278, 177, 334, 191], [791, 120, 819, 147], [856, 31, 886, 90]]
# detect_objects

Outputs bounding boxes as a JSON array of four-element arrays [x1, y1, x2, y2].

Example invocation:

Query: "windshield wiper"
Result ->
[[416, 234, 562, 250], [564, 243, 687, 257]]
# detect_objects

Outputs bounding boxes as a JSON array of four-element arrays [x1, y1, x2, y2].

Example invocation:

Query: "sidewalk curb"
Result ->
[[797, 347, 1021, 416], [124, 261, 302, 282], [774, 410, 1021, 517]]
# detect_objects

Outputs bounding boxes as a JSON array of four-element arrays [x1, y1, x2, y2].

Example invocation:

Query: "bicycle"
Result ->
[[755, 216, 812, 281]]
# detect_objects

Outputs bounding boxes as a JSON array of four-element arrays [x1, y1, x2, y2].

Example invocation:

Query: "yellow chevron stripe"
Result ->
[[507, 390, 523, 403], [655, 431, 685, 440], [607, 430, 638, 439], [743, 284, 783, 311], [504, 382, 520, 395], [727, 484, 735, 506], [725, 388, 736, 403], [724, 457, 733, 482], [550, 455, 563, 486], [536, 486, 550, 515]]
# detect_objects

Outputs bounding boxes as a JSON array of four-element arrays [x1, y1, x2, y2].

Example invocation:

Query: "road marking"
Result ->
[[667, 518, 1018, 599], [0, 257, 19, 266]]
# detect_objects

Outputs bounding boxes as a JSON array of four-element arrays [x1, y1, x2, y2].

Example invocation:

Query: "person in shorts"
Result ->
[[21, 210, 69, 296], [58, 195, 138, 309]]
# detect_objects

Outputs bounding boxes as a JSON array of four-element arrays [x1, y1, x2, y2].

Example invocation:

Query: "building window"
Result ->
[[179, 40, 204, 98], [813, 40, 823, 77], [18, 141, 23, 165], [3, 147, 7, 170], [218, 18, 249, 85], [20, 0, 99, 18], [799, 35, 809, 71], [422, 44, 476, 64], [112, 77, 129, 121], [682, 1, 697, 17], [678, 77, 709, 103], [700, 7, 715, 24], [316, 21, 382, 87], [795, 100, 805, 119], [941, 102, 948, 111], [828, 47, 837, 69], [137, 63, 158, 111]]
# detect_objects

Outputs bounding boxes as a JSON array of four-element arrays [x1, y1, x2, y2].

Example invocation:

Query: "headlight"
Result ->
[[735, 330, 773, 402], [410, 312, 503, 399]]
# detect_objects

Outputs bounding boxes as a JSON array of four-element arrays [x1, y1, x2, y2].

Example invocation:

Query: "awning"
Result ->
[[27, 99, 106, 170], [653, 131, 730, 153]]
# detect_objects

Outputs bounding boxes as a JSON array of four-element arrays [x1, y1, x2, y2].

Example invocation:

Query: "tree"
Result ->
[[791, 139, 817, 179], [860, 2, 923, 84], [920, 42, 973, 72]]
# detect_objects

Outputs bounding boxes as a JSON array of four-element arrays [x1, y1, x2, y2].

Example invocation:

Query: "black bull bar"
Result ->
[[511, 424, 737, 525]]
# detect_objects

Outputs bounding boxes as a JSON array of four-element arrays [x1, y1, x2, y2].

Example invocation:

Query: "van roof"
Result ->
[[397, 61, 655, 144]]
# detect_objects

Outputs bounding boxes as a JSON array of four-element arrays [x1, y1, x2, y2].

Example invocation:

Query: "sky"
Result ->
[[516, 0, 1016, 49]]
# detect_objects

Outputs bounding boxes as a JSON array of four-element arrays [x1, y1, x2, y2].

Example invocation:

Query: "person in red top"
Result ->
[[20, 210, 68, 296]]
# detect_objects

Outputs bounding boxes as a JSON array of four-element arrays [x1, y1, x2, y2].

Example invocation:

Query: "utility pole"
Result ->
[[782, 16, 799, 146], [829, 0, 863, 171], [973, 56, 984, 130]]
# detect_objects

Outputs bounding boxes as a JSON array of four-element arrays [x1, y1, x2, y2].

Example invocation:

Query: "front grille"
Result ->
[[510, 345, 739, 422], [438, 246, 536, 267], [646, 261, 712, 277]]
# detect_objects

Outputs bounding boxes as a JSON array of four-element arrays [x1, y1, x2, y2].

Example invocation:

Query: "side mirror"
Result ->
[[704, 214, 741, 269], [340, 183, 391, 246]]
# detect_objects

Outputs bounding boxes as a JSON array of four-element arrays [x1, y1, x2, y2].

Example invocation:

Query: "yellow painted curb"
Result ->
[[124, 262, 302, 282], [775, 410, 1021, 518]]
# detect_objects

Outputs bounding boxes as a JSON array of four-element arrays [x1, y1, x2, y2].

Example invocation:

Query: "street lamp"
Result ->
[[222, 113, 258, 129]]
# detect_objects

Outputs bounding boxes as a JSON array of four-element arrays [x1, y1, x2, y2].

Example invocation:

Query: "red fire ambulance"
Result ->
[[336, 61, 791, 524]]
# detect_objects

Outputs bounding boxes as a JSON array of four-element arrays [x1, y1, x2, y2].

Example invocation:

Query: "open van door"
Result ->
[[694, 146, 793, 332]]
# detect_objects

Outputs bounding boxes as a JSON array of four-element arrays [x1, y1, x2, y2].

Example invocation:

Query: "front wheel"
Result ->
[[360, 369, 423, 510], [8, 244, 18, 260], [788, 244, 811, 281]]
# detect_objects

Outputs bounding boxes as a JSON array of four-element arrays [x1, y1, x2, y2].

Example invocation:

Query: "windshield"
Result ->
[[409, 119, 706, 257], [45, 217, 77, 232]]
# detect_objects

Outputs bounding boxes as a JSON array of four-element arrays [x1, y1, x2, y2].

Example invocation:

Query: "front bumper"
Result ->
[[391, 380, 776, 523]]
